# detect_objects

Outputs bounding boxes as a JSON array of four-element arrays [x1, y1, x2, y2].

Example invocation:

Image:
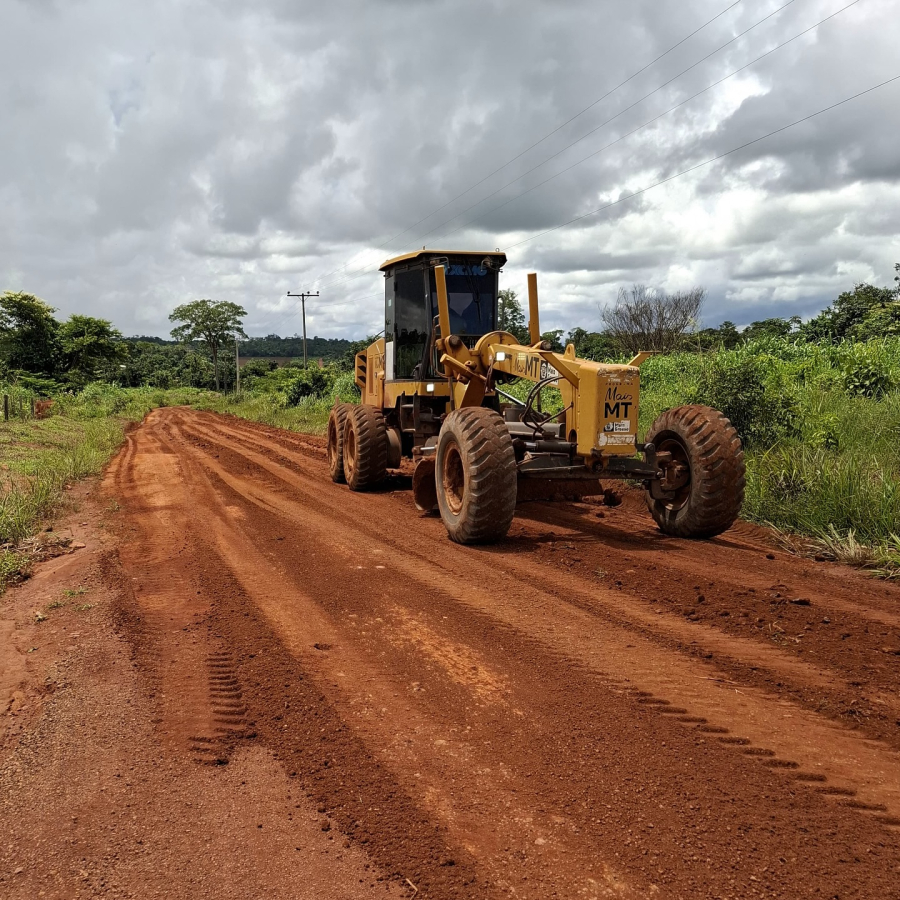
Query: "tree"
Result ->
[[540, 329, 564, 352], [695, 320, 741, 351], [601, 285, 705, 355], [60, 314, 124, 384], [497, 289, 529, 344], [565, 327, 618, 360], [800, 283, 894, 343], [0, 291, 61, 376], [741, 316, 799, 343], [169, 299, 247, 391], [718, 321, 741, 349], [851, 302, 900, 341]]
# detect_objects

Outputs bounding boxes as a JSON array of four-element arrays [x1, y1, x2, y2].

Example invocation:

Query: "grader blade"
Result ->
[[412, 458, 438, 512]]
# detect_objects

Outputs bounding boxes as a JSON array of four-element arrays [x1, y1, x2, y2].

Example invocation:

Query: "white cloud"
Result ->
[[1, 0, 898, 340]]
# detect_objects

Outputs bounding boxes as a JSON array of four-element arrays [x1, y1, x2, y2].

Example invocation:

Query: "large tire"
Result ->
[[326, 403, 350, 483], [645, 405, 745, 538], [343, 405, 387, 491], [435, 407, 517, 545]]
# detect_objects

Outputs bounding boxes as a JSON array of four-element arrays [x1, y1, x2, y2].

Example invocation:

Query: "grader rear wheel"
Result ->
[[645, 405, 745, 538], [343, 405, 388, 491], [326, 403, 350, 483], [435, 407, 517, 544]]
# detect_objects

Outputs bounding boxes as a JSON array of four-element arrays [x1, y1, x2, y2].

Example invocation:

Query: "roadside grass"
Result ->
[[0, 384, 212, 592], [194, 372, 359, 435], [638, 339, 900, 574], [195, 393, 335, 435]]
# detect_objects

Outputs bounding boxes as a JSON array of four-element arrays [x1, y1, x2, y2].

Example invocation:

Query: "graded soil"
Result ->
[[2, 406, 899, 899]]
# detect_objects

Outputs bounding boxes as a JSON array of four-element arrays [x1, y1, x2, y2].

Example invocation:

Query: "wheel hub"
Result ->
[[441, 442, 466, 516]]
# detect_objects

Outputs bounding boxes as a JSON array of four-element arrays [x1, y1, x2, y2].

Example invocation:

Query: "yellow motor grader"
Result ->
[[327, 250, 744, 544]]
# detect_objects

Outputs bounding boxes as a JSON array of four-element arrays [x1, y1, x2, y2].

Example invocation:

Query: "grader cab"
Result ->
[[327, 249, 745, 544]]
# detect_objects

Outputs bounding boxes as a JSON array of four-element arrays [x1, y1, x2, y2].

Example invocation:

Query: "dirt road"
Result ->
[[3, 406, 900, 899]]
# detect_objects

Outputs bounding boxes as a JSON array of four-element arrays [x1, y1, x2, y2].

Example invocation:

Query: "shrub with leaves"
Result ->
[[285, 367, 336, 405], [689, 351, 796, 447]]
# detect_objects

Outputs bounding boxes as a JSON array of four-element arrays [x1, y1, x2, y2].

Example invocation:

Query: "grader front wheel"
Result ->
[[645, 405, 745, 538], [435, 407, 517, 544]]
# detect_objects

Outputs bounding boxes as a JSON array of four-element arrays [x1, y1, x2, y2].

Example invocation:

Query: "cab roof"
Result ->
[[379, 249, 507, 272]]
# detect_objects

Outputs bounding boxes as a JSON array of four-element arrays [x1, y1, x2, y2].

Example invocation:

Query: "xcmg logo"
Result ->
[[447, 264, 488, 276]]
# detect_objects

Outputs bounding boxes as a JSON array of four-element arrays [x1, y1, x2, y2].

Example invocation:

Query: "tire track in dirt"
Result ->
[[104, 409, 900, 898], [181, 411, 900, 747], [110, 422, 247, 766], [127, 414, 502, 899], [209, 409, 900, 724], [176, 421, 900, 824], [175, 422, 900, 832]]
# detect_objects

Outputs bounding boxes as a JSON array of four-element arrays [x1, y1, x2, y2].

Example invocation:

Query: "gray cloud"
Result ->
[[1, 0, 898, 343]]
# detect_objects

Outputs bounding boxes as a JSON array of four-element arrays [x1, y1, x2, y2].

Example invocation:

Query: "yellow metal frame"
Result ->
[[355, 262, 650, 463], [431, 266, 647, 459]]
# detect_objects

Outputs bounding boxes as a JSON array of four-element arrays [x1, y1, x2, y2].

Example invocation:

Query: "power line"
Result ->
[[253, 0, 752, 336], [256, 65, 898, 325], [417, 0, 865, 247], [257, 13, 891, 342], [503, 72, 900, 251], [298, 0, 747, 293], [300, 0, 803, 303], [271, 0, 839, 315]]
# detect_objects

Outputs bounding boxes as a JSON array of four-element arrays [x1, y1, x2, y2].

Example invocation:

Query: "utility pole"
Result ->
[[235, 334, 241, 396], [286, 290, 319, 368]]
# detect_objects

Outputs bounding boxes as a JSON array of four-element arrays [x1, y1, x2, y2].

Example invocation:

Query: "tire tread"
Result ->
[[645, 405, 745, 538], [343, 405, 388, 491], [437, 407, 517, 544]]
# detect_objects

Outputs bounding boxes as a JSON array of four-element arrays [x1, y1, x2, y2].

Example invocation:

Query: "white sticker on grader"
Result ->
[[597, 433, 635, 446], [539, 361, 560, 384], [603, 420, 631, 433]]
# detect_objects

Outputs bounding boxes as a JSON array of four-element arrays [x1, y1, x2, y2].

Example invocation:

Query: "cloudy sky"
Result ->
[[2, 0, 898, 341]]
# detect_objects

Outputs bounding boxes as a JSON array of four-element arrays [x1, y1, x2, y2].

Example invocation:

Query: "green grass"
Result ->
[[0, 383, 214, 591], [195, 393, 335, 435], [194, 372, 359, 435]]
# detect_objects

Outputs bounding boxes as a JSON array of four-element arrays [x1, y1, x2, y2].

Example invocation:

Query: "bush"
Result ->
[[690, 351, 796, 447], [332, 372, 361, 403], [240, 358, 278, 378], [285, 367, 335, 405], [838, 342, 895, 398]]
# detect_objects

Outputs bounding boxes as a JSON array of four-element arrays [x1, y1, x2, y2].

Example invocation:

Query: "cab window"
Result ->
[[428, 263, 497, 337], [394, 268, 429, 379]]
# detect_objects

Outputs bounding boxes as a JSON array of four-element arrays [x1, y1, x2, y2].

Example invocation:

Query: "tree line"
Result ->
[[2, 263, 898, 393], [498, 263, 900, 359], [0, 294, 356, 394]]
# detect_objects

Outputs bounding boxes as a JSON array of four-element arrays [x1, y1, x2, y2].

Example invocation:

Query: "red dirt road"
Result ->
[[3, 406, 900, 899]]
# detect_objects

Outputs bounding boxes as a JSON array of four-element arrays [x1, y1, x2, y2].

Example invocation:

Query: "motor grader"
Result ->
[[327, 250, 745, 545]]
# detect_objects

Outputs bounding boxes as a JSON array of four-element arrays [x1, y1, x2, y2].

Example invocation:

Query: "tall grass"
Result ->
[[195, 372, 359, 435], [0, 417, 126, 545]]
